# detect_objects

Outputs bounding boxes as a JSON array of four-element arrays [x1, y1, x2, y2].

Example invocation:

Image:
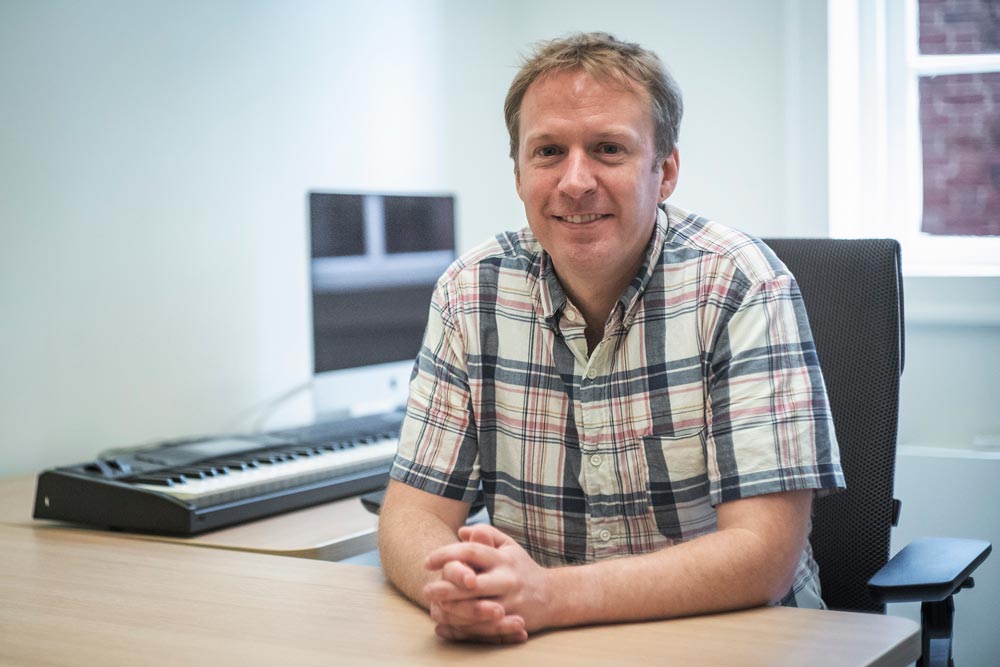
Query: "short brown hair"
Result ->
[[504, 32, 683, 165]]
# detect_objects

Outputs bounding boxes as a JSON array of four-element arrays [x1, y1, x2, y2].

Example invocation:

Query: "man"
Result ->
[[378, 32, 844, 644]]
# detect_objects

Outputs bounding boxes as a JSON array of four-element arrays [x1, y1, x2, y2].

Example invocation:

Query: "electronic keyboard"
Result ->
[[32, 411, 404, 535]]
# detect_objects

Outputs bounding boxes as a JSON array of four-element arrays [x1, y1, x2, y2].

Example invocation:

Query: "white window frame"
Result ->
[[828, 0, 1000, 277]]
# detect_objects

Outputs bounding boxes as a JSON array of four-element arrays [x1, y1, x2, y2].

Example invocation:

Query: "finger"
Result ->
[[434, 615, 528, 644], [459, 524, 499, 546], [423, 560, 478, 594], [435, 623, 500, 644], [458, 524, 513, 548], [423, 579, 482, 603], [426, 570, 516, 601], [425, 542, 502, 572], [429, 598, 504, 625], [440, 559, 477, 589], [441, 613, 524, 635], [435, 624, 527, 644], [448, 568, 516, 599]]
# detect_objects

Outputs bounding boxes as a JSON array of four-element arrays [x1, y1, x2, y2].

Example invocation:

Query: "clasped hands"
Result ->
[[422, 524, 552, 644]]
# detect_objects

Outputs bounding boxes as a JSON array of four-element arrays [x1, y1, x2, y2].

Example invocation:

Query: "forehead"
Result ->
[[519, 69, 653, 142]]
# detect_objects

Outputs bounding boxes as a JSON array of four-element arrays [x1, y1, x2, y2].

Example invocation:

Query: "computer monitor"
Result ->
[[308, 191, 456, 418]]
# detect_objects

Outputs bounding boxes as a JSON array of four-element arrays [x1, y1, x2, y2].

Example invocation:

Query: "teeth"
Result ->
[[562, 214, 604, 223]]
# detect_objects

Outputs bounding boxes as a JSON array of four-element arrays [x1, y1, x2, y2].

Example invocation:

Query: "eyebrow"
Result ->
[[523, 129, 640, 145]]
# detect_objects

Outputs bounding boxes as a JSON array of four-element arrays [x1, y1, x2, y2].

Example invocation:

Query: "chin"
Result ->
[[551, 243, 616, 271]]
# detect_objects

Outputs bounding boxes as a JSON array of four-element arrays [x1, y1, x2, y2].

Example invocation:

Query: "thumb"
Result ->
[[458, 523, 512, 548]]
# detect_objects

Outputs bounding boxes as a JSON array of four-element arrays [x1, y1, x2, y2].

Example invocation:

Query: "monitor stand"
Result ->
[[312, 360, 412, 421]]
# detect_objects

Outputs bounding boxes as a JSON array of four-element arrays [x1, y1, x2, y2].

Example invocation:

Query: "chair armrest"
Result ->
[[358, 485, 487, 518], [868, 537, 991, 604], [359, 487, 387, 515]]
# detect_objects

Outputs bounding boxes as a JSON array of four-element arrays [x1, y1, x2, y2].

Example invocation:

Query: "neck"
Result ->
[[559, 268, 629, 329], [554, 258, 638, 355]]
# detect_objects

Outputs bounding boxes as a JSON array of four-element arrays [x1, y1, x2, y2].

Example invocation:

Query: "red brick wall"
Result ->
[[919, 0, 1000, 56], [918, 0, 1000, 235], [920, 73, 1000, 235]]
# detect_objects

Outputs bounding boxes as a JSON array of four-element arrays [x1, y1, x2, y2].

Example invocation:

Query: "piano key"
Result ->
[[106, 458, 133, 474], [131, 474, 187, 487], [130, 435, 399, 505], [255, 457, 282, 465], [292, 448, 320, 457], [211, 459, 257, 471]]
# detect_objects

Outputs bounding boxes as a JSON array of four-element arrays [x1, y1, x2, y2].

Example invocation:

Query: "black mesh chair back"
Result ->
[[761, 238, 904, 613]]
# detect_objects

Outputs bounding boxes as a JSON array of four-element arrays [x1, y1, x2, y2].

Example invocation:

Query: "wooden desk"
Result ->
[[0, 474, 378, 561], [0, 524, 920, 667]]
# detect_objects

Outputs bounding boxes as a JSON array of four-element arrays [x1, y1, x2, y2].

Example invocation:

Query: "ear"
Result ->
[[658, 148, 680, 202]]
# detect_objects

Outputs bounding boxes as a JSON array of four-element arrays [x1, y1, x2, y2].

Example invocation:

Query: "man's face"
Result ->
[[515, 69, 679, 283]]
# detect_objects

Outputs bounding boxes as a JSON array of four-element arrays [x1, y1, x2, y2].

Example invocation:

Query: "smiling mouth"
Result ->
[[556, 214, 609, 224]]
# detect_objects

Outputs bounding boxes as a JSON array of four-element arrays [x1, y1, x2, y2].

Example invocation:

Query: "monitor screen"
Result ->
[[309, 192, 456, 375]]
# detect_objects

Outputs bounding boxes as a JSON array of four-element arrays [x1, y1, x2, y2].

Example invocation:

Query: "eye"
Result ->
[[536, 145, 561, 158], [598, 143, 623, 156]]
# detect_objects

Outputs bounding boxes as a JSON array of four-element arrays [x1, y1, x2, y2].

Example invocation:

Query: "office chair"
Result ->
[[761, 238, 991, 667]]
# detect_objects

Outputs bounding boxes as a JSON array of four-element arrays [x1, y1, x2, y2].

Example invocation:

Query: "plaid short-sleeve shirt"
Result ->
[[391, 204, 845, 608]]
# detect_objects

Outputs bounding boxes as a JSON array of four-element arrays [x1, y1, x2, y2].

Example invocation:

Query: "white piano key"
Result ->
[[132, 437, 398, 505]]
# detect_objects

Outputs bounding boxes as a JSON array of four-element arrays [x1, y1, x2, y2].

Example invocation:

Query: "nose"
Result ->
[[557, 149, 597, 199]]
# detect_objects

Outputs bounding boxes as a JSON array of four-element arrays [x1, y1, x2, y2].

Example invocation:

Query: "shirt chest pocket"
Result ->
[[640, 370, 707, 438], [641, 430, 715, 539], [643, 431, 708, 480]]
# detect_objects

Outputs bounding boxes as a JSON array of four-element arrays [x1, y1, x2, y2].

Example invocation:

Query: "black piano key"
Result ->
[[254, 456, 283, 465], [83, 461, 115, 477], [211, 459, 256, 470], [183, 466, 225, 476], [106, 458, 133, 474], [131, 474, 187, 487], [180, 466, 222, 477], [174, 468, 209, 479]]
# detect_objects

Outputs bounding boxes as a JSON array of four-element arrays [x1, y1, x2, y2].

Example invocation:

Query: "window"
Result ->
[[829, 0, 1000, 276], [914, 0, 1000, 237]]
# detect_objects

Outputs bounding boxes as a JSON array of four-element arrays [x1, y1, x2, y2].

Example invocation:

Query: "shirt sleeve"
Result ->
[[389, 278, 481, 504], [705, 272, 845, 505]]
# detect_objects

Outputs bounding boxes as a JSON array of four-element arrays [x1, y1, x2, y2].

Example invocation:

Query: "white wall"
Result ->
[[506, 0, 791, 238], [1, 1, 997, 660], [0, 0, 457, 474], [890, 448, 1000, 667], [899, 279, 1000, 452], [0, 0, 797, 477]]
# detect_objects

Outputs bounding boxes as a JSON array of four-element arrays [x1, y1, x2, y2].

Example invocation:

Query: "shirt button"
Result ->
[[586, 367, 597, 379], [590, 454, 602, 467], [598, 529, 612, 542], [564, 309, 577, 322]]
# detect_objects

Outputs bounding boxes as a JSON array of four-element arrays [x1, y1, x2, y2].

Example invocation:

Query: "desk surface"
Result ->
[[0, 474, 378, 560], [0, 524, 920, 667]]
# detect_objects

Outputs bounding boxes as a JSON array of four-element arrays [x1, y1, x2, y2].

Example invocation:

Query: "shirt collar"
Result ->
[[617, 205, 668, 321], [533, 206, 669, 326], [535, 251, 565, 323]]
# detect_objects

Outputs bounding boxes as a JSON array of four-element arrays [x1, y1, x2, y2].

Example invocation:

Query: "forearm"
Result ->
[[547, 528, 787, 627], [379, 507, 457, 606], [546, 490, 813, 629], [376, 482, 469, 608]]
